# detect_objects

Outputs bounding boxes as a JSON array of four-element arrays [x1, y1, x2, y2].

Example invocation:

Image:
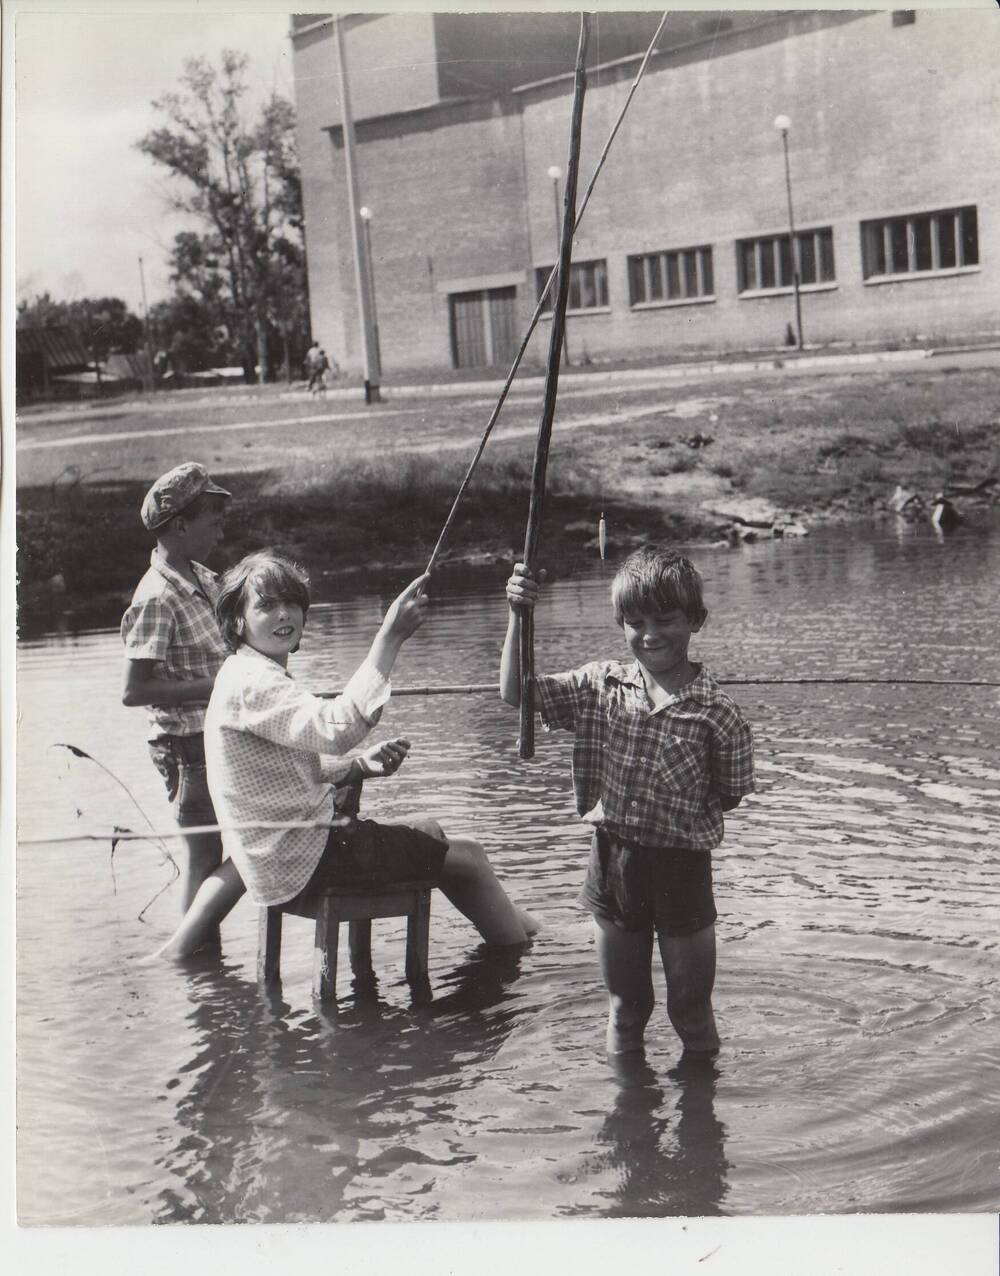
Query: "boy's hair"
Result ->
[[611, 546, 708, 627], [216, 551, 311, 650]]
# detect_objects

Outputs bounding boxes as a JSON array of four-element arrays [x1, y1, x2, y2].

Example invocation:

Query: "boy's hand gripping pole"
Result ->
[[518, 13, 589, 760]]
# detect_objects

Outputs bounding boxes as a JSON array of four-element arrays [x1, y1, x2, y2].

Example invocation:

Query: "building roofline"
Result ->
[[509, 11, 811, 95]]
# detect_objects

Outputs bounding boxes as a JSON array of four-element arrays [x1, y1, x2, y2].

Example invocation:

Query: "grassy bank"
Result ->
[[16, 360, 1000, 631]]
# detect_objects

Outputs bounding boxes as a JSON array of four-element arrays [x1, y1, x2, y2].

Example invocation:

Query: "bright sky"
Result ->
[[10, 0, 985, 319], [14, 6, 293, 312]]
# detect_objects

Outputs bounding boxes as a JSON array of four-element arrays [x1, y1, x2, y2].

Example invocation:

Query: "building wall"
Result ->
[[294, 9, 1000, 375], [519, 8, 1000, 359], [340, 99, 532, 371]]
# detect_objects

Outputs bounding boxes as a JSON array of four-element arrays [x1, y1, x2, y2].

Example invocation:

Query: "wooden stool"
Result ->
[[257, 881, 432, 1001]]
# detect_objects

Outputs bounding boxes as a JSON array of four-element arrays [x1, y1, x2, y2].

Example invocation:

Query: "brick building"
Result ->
[[291, 10, 999, 375]]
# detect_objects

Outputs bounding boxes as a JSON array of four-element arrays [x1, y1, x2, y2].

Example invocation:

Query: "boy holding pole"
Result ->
[[501, 547, 755, 1057]]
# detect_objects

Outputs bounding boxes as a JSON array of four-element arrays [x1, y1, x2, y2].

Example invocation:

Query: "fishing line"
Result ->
[[28, 670, 997, 850], [424, 11, 671, 573], [21, 817, 354, 848], [314, 677, 1000, 697]]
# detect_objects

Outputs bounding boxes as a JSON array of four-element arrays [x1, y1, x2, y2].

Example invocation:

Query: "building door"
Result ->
[[449, 287, 517, 369]]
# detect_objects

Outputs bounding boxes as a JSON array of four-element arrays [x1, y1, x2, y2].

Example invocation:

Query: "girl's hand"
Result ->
[[506, 562, 539, 611], [357, 737, 411, 778], [382, 575, 430, 641]]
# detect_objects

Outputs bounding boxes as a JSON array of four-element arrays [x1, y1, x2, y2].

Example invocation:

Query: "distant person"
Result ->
[[501, 547, 755, 1058], [121, 463, 233, 932], [307, 346, 335, 396], [149, 551, 537, 959], [304, 341, 323, 394]]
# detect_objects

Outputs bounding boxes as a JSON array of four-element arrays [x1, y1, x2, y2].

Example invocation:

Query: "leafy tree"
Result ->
[[147, 293, 226, 374], [17, 293, 143, 360], [136, 51, 308, 383]]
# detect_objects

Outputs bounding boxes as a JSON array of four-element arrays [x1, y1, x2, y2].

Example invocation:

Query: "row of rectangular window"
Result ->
[[535, 205, 979, 311]]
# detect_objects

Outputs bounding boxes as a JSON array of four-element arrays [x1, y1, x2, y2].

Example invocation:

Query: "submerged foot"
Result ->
[[138, 934, 221, 965], [515, 906, 541, 937]]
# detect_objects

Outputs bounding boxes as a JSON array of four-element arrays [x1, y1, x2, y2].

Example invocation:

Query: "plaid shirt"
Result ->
[[120, 549, 229, 739], [205, 646, 389, 906], [535, 660, 755, 851]]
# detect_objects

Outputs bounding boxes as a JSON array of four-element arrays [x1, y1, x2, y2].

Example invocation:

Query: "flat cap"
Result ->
[[140, 462, 231, 531]]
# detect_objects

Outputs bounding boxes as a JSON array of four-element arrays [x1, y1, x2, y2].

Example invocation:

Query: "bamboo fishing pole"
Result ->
[[423, 13, 669, 576], [518, 13, 590, 760]]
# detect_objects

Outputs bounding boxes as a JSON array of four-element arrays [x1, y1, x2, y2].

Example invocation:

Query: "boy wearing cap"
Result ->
[[121, 462, 233, 922]]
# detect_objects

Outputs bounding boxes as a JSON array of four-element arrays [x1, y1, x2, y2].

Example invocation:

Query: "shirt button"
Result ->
[[631, 800, 638, 807]]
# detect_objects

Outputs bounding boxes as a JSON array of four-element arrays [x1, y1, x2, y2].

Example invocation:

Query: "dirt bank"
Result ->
[[15, 359, 1000, 633]]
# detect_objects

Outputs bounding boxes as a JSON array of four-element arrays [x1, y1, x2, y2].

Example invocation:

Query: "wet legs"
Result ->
[[594, 917, 719, 1055], [658, 924, 720, 1057], [594, 917, 655, 1053], [437, 836, 538, 946], [144, 858, 247, 962]]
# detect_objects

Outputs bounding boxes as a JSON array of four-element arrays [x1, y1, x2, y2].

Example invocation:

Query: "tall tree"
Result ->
[[136, 51, 307, 383]]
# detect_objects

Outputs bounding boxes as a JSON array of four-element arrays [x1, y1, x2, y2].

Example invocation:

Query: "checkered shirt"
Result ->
[[534, 660, 755, 851], [120, 549, 229, 739], [205, 646, 390, 906]]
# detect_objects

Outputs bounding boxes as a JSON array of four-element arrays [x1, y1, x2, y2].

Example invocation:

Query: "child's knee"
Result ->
[[443, 836, 489, 877], [409, 816, 447, 844]]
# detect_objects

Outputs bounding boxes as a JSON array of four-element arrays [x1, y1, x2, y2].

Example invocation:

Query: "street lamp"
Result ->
[[358, 206, 382, 373], [546, 164, 572, 366], [773, 113, 804, 351]]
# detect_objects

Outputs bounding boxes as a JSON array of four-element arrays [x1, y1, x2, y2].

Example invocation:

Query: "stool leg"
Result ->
[[405, 892, 431, 986], [313, 897, 340, 1001], [258, 907, 283, 986], [348, 919, 375, 981]]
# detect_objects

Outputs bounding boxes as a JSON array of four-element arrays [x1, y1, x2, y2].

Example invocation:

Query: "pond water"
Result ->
[[15, 520, 1000, 1225]]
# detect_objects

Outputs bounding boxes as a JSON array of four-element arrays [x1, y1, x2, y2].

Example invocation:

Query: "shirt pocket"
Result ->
[[654, 735, 706, 793]]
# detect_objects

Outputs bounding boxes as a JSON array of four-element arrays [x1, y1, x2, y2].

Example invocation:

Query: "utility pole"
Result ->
[[333, 16, 381, 403], [138, 256, 157, 392]]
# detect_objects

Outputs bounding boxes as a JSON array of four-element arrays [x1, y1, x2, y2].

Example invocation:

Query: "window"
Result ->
[[628, 246, 714, 306], [536, 259, 609, 313], [860, 206, 978, 280], [737, 228, 835, 293]]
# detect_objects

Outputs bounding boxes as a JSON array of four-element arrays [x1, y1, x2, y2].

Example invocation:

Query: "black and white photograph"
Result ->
[[5, 1, 998, 1270]]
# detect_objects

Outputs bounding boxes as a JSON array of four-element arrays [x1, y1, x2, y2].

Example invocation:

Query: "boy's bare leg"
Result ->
[[144, 858, 246, 962], [438, 837, 539, 946], [657, 924, 720, 1057], [177, 827, 224, 913], [594, 916, 655, 1054]]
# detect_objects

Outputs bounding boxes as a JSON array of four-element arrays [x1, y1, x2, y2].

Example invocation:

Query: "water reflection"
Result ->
[[155, 944, 530, 1223], [16, 521, 1000, 1222], [572, 1053, 729, 1218]]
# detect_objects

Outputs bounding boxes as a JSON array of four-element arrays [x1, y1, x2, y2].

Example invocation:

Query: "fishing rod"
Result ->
[[518, 13, 589, 762], [424, 11, 671, 575]]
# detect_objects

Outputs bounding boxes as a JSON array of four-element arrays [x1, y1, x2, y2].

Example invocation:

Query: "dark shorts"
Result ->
[[579, 827, 717, 937], [149, 732, 217, 829], [282, 817, 450, 913]]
